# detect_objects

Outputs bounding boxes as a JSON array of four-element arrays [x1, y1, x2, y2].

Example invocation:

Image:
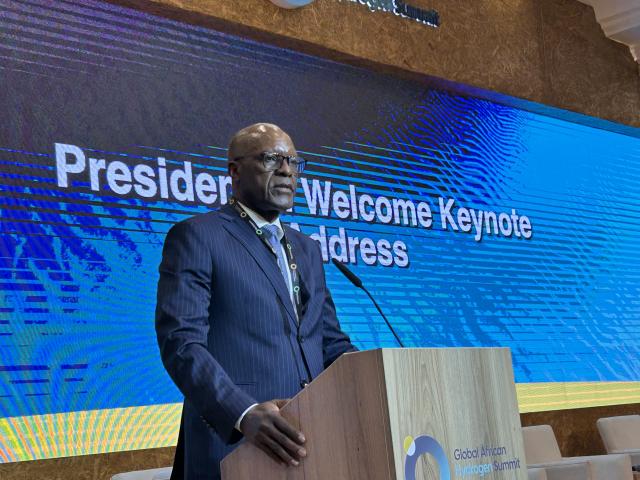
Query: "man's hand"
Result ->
[[240, 400, 307, 466]]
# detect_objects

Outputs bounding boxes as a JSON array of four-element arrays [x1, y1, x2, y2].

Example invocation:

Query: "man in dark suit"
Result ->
[[156, 123, 357, 480]]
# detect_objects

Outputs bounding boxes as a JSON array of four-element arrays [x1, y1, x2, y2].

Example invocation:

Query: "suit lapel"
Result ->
[[220, 205, 298, 325]]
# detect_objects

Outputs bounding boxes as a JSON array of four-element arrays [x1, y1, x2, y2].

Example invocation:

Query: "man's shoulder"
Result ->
[[169, 207, 232, 236], [283, 224, 321, 257], [283, 223, 310, 242], [181, 209, 224, 225]]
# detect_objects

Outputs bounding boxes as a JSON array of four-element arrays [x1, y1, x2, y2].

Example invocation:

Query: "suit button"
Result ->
[[300, 381, 309, 388], [298, 335, 304, 343]]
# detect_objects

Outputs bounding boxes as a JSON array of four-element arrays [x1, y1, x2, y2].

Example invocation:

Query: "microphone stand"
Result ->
[[361, 286, 405, 348], [332, 259, 405, 348]]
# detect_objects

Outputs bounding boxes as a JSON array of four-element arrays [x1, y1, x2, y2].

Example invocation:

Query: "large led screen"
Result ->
[[1, 0, 639, 462]]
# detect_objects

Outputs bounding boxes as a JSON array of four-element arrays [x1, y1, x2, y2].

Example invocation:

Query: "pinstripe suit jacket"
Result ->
[[155, 204, 356, 480]]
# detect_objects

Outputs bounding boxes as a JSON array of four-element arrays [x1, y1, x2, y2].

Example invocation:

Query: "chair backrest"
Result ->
[[597, 415, 640, 453], [111, 467, 172, 480], [543, 461, 593, 480], [522, 425, 563, 464], [528, 467, 548, 480]]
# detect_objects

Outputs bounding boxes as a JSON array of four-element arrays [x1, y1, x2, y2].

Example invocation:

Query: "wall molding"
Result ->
[[579, 0, 640, 63]]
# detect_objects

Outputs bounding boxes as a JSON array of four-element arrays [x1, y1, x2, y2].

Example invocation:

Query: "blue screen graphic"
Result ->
[[0, 0, 639, 427]]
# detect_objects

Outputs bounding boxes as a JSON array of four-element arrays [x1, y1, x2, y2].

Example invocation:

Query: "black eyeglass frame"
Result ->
[[233, 152, 306, 174]]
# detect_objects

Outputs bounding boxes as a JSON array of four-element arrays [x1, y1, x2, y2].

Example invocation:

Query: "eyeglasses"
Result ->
[[234, 152, 306, 174]]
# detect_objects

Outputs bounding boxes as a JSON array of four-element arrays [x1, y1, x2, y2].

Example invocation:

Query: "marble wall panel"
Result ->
[[538, 0, 640, 127]]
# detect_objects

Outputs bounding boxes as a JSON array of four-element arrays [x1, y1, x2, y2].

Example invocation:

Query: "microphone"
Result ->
[[331, 258, 405, 348]]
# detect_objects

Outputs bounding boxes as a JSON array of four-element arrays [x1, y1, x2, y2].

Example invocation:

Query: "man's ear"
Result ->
[[228, 161, 240, 181]]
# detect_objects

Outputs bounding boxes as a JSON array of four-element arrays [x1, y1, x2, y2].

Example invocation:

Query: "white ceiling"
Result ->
[[578, 0, 640, 62]]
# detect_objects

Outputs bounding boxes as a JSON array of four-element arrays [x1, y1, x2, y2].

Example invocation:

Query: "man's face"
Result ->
[[229, 126, 298, 218]]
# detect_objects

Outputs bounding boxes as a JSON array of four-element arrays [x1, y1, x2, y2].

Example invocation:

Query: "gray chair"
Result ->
[[542, 461, 593, 480], [597, 415, 640, 467], [529, 467, 548, 480], [522, 424, 632, 480], [110, 467, 172, 480]]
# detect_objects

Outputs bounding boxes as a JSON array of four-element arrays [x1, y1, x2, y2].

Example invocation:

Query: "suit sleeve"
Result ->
[[155, 220, 255, 444], [313, 242, 358, 368]]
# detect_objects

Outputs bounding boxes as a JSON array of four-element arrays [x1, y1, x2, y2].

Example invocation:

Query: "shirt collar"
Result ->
[[237, 201, 284, 240]]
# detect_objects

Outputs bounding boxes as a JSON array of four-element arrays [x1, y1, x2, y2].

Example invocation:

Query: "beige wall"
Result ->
[[109, 0, 640, 127]]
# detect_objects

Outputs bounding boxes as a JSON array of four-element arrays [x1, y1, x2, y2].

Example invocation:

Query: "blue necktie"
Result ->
[[262, 224, 291, 295]]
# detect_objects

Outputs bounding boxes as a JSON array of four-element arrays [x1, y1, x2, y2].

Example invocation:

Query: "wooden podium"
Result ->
[[221, 348, 527, 480]]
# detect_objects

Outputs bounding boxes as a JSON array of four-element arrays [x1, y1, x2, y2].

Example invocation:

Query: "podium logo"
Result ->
[[404, 435, 451, 480]]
